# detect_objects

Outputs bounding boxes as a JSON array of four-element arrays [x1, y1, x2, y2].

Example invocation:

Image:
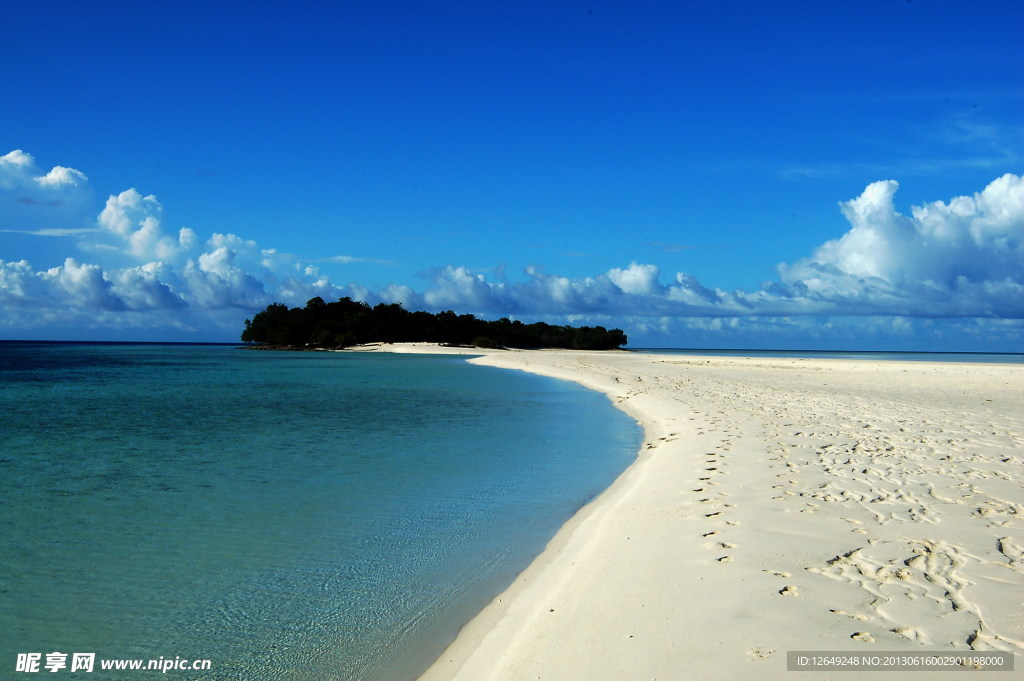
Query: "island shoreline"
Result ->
[[362, 344, 1023, 681]]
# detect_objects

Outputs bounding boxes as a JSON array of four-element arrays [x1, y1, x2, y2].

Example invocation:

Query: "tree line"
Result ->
[[241, 297, 628, 350]]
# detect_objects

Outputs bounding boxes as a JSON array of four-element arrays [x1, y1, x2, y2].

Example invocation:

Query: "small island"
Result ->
[[241, 297, 628, 350]]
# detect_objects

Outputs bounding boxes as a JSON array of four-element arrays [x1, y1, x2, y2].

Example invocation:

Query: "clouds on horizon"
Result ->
[[1, 149, 1022, 345]]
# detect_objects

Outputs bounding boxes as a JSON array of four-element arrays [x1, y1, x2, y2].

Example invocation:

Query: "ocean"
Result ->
[[0, 343, 641, 680]]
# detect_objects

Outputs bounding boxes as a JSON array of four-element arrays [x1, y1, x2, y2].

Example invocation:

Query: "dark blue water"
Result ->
[[0, 343, 641, 680]]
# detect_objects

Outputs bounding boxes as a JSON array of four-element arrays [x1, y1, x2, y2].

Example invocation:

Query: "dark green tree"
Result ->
[[241, 298, 628, 350]]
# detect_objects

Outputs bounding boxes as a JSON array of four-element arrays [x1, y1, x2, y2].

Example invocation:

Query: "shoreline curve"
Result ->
[[366, 344, 1024, 681]]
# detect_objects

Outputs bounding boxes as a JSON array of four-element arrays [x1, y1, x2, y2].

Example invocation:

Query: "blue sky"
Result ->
[[2, 0, 1022, 350]]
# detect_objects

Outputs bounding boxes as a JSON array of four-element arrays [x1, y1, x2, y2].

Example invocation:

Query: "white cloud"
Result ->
[[403, 175, 1023, 327], [181, 247, 269, 309], [97, 188, 157, 237], [378, 283, 418, 307], [321, 254, 396, 266], [0, 150, 94, 234], [607, 261, 662, 295], [109, 263, 187, 310], [95, 188, 198, 261], [0, 150, 36, 183], [381, 173, 1023, 324], [666, 272, 729, 308], [207, 232, 258, 253], [35, 165, 89, 188], [0, 151, 332, 335], [0, 227, 99, 237], [423, 265, 505, 310], [1, 149, 1021, 346], [778, 173, 1024, 317], [42, 258, 126, 310], [0, 259, 43, 304]]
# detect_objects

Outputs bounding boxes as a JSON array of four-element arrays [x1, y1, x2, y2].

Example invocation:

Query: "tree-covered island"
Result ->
[[241, 297, 628, 350]]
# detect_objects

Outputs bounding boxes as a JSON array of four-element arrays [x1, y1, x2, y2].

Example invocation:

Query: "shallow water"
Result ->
[[0, 343, 640, 680]]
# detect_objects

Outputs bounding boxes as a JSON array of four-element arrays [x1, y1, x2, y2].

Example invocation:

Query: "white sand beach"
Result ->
[[367, 345, 1023, 680]]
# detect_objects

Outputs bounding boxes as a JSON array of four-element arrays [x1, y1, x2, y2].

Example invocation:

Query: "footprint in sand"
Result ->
[[779, 585, 799, 596], [703, 531, 719, 537], [717, 555, 734, 563], [764, 570, 791, 578], [891, 626, 927, 642], [851, 632, 876, 643], [829, 609, 869, 621], [720, 542, 737, 549]]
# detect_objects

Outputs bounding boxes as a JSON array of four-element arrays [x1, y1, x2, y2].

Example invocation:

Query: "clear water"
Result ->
[[635, 347, 1024, 363], [0, 343, 641, 680]]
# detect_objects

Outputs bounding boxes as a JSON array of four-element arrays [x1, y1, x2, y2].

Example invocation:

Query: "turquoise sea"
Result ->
[[0, 343, 641, 680]]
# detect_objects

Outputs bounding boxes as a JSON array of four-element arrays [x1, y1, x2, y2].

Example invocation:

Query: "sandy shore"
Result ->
[[366, 345, 1023, 680]]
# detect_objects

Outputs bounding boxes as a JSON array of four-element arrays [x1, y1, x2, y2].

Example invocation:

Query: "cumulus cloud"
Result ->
[[109, 263, 187, 310], [607, 262, 663, 295], [778, 174, 1024, 317], [35, 164, 89, 188], [0, 257, 127, 311], [384, 175, 1023, 326], [423, 265, 506, 311], [45, 258, 127, 310], [0, 150, 344, 335], [1, 148, 1021, 345], [0, 150, 95, 235], [92, 189, 199, 261], [181, 246, 269, 309]]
